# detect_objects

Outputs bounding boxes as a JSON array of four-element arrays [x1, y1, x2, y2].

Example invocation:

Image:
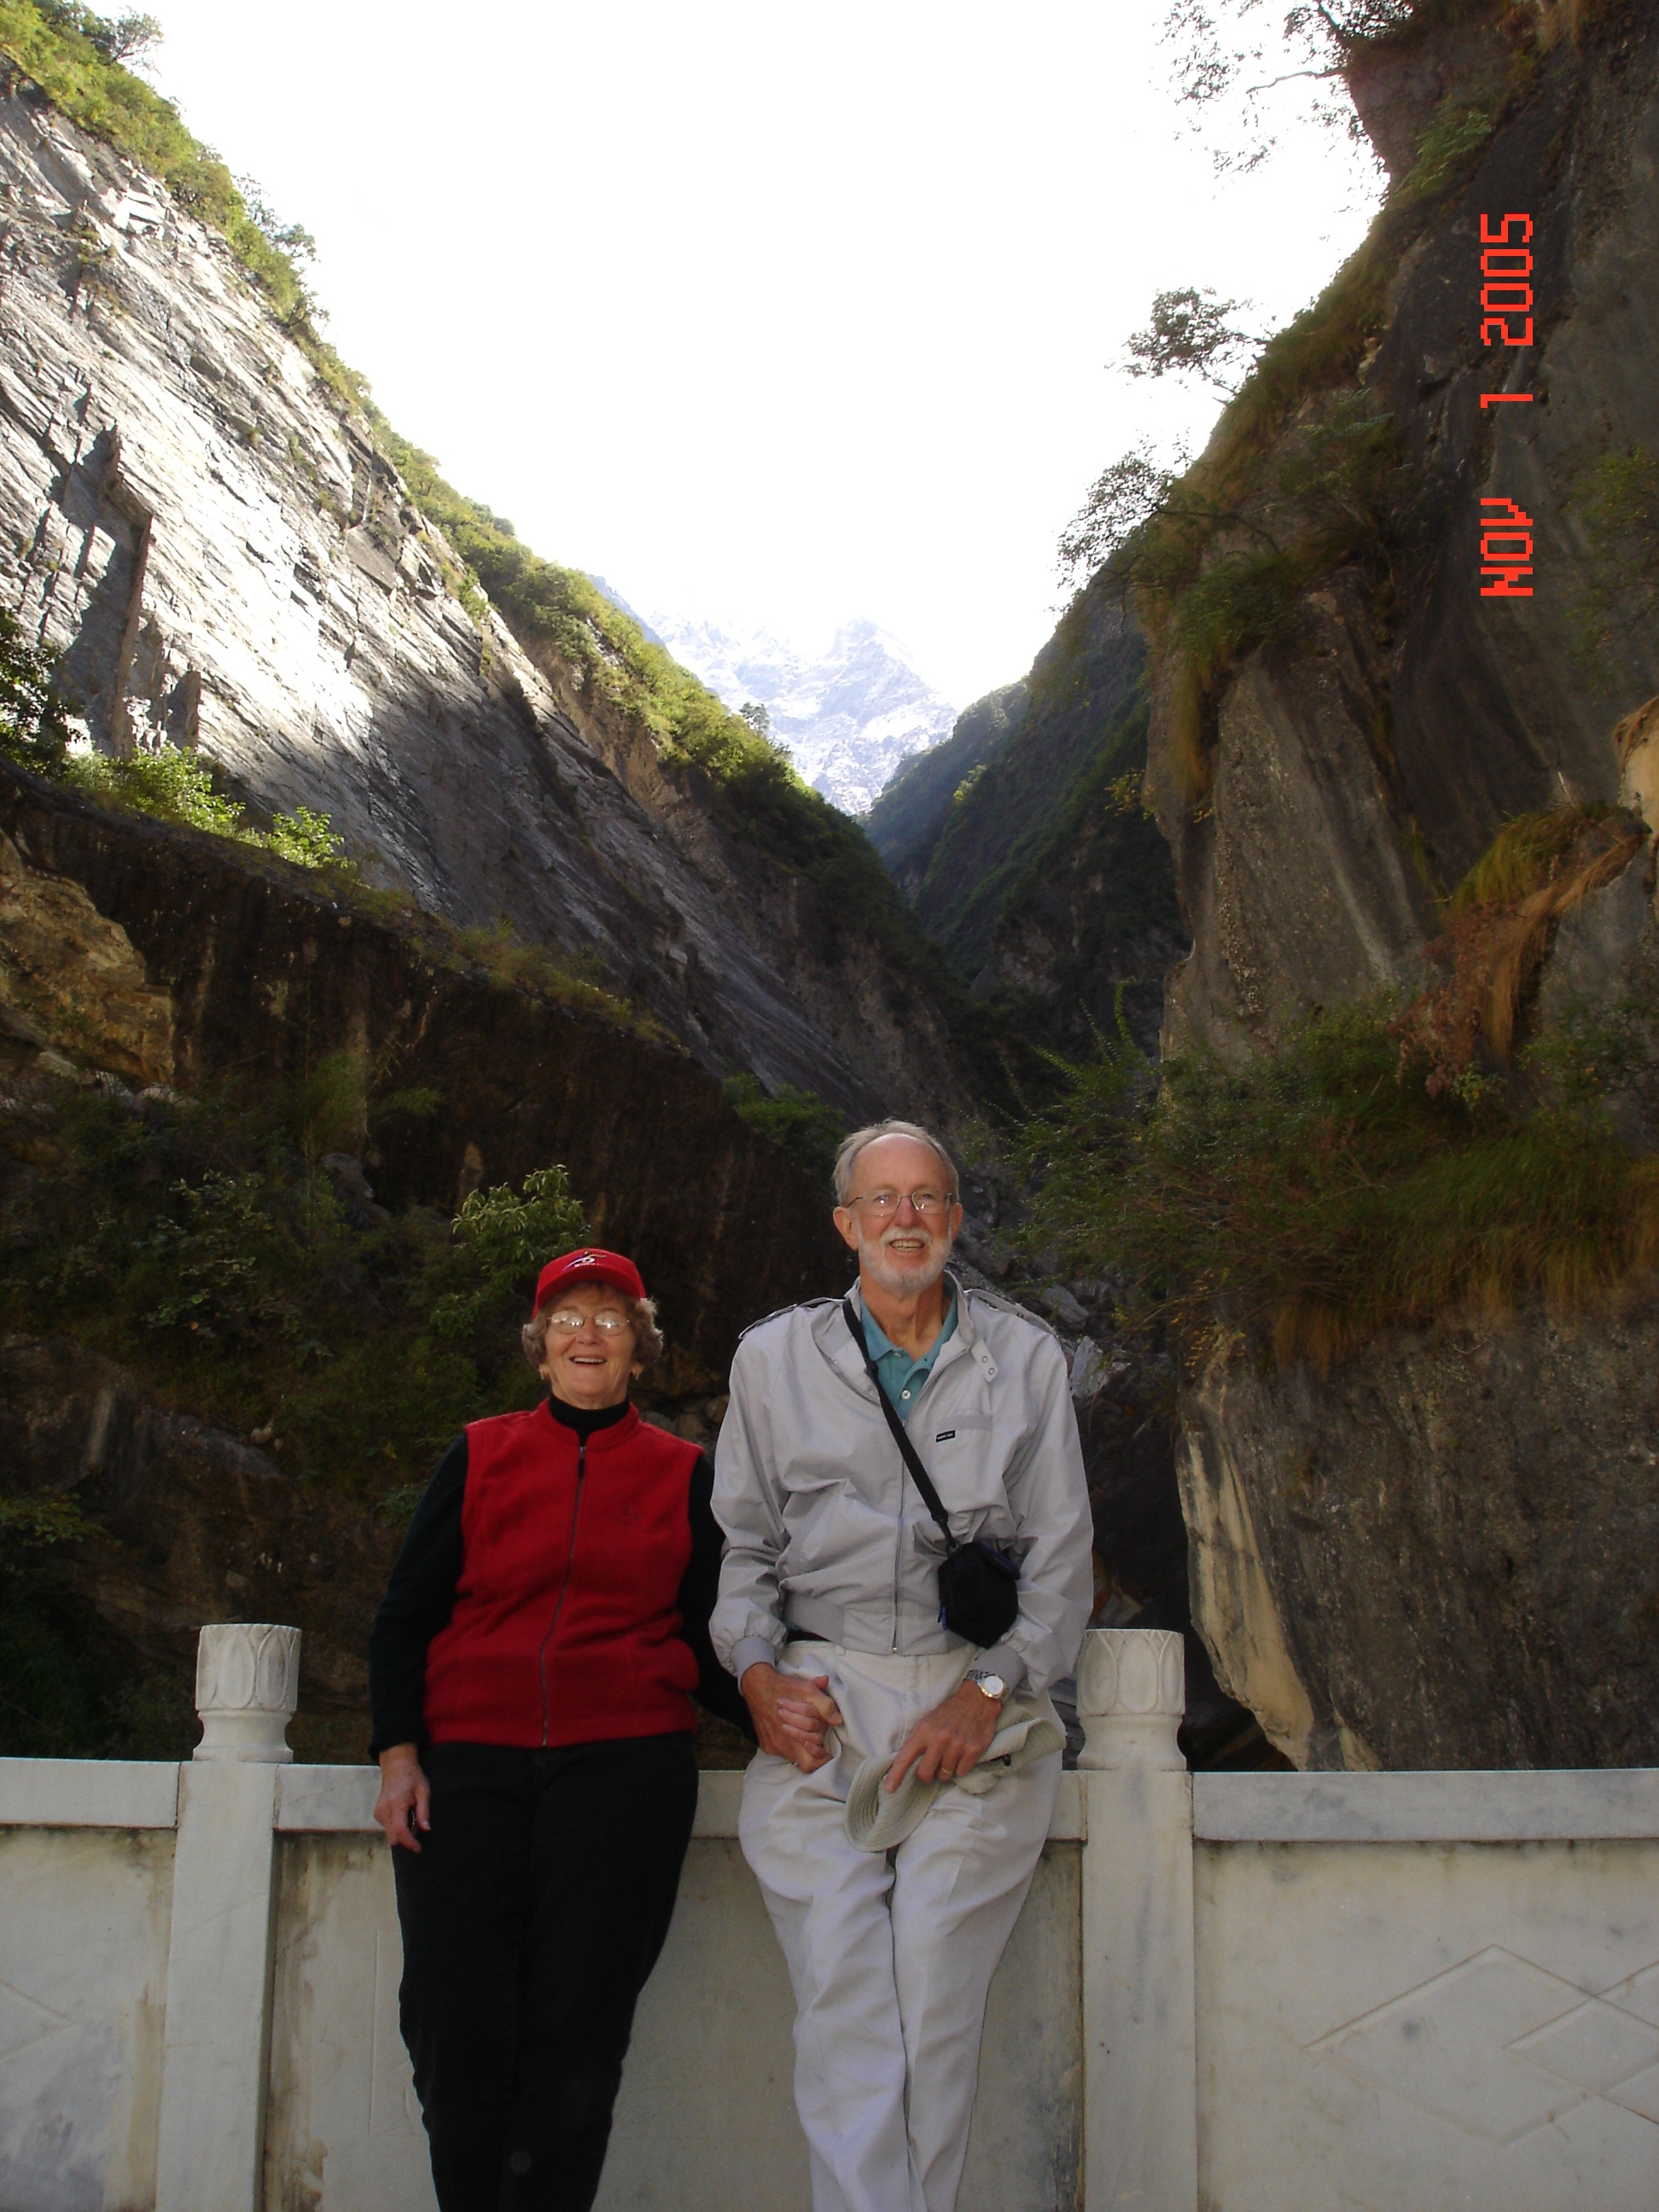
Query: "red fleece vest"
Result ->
[[422, 1402, 704, 1749]]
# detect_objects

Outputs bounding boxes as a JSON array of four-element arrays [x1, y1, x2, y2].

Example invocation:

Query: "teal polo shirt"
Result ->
[[862, 1292, 958, 1423]]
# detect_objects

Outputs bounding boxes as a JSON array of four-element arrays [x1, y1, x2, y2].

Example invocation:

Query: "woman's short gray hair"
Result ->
[[521, 1294, 664, 1374], [832, 1121, 960, 1208]]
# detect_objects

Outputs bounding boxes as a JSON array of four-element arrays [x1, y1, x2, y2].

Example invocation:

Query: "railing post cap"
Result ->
[[1076, 1626, 1186, 1771], [192, 1621, 301, 1763]]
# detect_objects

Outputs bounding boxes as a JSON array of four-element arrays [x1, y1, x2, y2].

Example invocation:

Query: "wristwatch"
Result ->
[[963, 1668, 1007, 1705]]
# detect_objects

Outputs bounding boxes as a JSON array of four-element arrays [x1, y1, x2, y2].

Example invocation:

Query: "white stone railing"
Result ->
[[4, 1625, 1659, 2209]]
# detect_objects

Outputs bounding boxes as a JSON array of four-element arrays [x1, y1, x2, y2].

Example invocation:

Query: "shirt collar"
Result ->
[[861, 1285, 958, 1369]]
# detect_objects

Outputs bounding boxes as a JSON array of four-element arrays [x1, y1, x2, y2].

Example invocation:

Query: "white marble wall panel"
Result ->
[[0, 1828, 173, 2212], [262, 1831, 1082, 2212], [1195, 1837, 1659, 2212]]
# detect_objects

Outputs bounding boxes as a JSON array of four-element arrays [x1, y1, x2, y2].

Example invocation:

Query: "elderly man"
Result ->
[[712, 1118, 1093, 2212]]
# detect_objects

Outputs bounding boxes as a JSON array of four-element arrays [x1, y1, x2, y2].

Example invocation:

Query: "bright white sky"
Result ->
[[140, 2, 1382, 708]]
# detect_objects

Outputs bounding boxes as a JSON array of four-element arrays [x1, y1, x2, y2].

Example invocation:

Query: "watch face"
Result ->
[[969, 1671, 1005, 1699]]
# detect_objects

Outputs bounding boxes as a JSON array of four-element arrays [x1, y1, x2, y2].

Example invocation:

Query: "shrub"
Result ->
[[66, 742, 242, 834], [1399, 87, 1505, 203], [1394, 808, 1643, 1089], [1018, 1004, 1659, 1370], [724, 1074, 846, 1192], [62, 739, 346, 866], [429, 1167, 586, 1342], [0, 1080, 591, 1493], [263, 806, 342, 868], [0, 608, 71, 773]]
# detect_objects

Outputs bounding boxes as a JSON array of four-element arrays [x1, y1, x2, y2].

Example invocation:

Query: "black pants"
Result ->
[[393, 1732, 699, 2212]]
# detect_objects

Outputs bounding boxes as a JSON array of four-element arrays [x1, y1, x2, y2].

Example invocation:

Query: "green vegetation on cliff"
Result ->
[[0, 1070, 584, 1502], [1022, 804, 1659, 1367], [1021, 1003, 1659, 1371], [723, 1074, 846, 1194], [866, 682, 1028, 886], [1068, 0, 1557, 804], [0, 1062, 597, 1755]]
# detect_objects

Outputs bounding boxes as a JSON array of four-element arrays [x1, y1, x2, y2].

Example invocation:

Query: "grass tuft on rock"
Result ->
[[1016, 1004, 1659, 1373], [1396, 807, 1644, 1086], [723, 1074, 846, 1194]]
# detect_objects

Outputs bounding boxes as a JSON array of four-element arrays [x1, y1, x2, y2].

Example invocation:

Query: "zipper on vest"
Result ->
[[539, 1435, 588, 1748]]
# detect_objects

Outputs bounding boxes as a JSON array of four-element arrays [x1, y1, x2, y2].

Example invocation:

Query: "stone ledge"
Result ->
[[0, 1756, 1091, 1840], [0, 1755, 178, 1828], [1194, 1768, 1659, 1843], [275, 1762, 379, 1831]]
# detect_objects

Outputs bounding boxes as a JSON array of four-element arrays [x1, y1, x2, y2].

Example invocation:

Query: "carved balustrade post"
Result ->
[[1077, 1622, 1188, 1772], [1075, 1627, 1199, 2211], [156, 1624, 302, 2212], [192, 1620, 301, 1763]]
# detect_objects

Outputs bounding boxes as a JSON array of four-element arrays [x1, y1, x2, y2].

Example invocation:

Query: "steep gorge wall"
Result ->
[[1179, 1289, 1659, 1771], [0, 760, 847, 1380], [0, 67, 969, 1125], [870, 585, 1185, 1053], [0, 762, 850, 1755], [1140, 0, 1659, 1767], [1153, 1, 1659, 1062]]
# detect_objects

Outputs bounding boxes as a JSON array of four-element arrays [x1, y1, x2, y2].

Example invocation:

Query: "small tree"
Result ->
[[1121, 287, 1266, 396], [1057, 437, 1192, 591], [429, 1167, 588, 1342], [0, 612, 72, 776], [34, 3, 162, 67], [235, 178, 317, 264], [738, 700, 772, 739], [1161, 0, 1414, 171]]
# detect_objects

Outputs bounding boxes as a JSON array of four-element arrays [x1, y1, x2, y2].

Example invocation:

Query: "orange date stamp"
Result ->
[[1479, 212, 1534, 597]]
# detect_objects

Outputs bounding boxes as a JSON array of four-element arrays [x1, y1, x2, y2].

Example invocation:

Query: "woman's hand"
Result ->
[[741, 1662, 844, 1773], [375, 1743, 431, 1851], [884, 1680, 1001, 1793]]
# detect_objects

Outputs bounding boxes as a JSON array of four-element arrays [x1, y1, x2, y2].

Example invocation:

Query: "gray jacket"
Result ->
[[711, 1277, 1094, 1697]]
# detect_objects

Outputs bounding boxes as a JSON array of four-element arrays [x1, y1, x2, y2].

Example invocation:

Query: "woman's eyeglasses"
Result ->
[[544, 1310, 633, 1334]]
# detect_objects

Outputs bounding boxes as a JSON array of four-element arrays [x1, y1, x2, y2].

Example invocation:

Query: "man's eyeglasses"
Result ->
[[544, 1310, 633, 1334], [847, 1189, 952, 1219]]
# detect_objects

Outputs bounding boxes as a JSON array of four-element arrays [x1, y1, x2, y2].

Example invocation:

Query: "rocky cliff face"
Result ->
[[0, 68, 970, 1124], [1179, 1288, 1659, 1771], [1152, 1, 1659, 1062], [1136, 0, 1659, 1768], [868, 584, 1185, 1052], [0, 761, 849, 1757], [0, 761, 847, 1379]]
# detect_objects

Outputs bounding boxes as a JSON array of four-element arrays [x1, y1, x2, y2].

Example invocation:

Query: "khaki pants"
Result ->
[[739, 1645, 1061, 2212]]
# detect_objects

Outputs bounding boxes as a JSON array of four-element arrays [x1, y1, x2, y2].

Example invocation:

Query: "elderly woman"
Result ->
[[369, 1245, 749, 2212]]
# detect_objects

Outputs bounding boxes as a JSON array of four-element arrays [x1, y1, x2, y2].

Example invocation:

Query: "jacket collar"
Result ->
[[537, 1399, 643, 1452], [829, 1272, 998, 1393]]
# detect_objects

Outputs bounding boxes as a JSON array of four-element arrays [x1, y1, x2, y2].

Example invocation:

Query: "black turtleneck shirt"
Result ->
[[368, 1395, 753, 1754]]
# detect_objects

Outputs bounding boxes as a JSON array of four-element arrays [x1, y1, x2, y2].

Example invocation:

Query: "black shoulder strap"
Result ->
[[841, 1295, 957, 1547]]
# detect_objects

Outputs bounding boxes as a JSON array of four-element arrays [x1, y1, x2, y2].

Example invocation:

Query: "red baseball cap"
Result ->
[[534, 1247, 645, 1312]]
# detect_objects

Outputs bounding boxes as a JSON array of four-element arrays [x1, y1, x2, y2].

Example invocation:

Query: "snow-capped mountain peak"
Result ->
[[643, 609, 956, 816]]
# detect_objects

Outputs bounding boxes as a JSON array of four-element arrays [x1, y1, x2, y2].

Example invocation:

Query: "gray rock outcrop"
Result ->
[[1151, 5, 1659, 1059], [1178, 1290, 1659, 1770], [0, 70, 966, 1122], [1134, 3, 1659, 1767]]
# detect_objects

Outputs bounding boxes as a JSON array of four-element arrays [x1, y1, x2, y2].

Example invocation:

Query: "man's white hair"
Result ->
[[832, 1121, 960, 1208]]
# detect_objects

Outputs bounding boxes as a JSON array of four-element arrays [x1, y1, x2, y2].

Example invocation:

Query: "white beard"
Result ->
[[856, 1220, 952, 1297]]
